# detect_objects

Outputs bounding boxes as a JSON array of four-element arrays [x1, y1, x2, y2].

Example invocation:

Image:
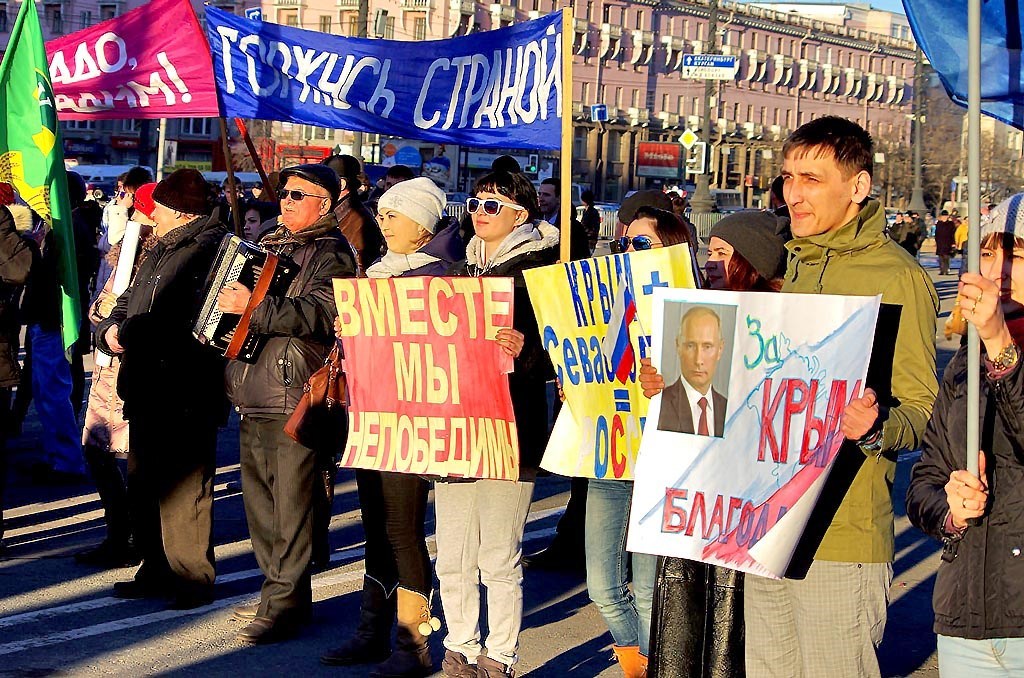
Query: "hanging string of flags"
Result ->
[[39, 0, 564, 149]]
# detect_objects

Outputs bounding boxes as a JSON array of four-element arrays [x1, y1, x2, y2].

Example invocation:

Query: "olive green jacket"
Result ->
[[783, 198, 939, 563]]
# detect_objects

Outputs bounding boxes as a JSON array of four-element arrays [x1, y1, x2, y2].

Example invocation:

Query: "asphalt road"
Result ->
[[0, 248, 961, 677]]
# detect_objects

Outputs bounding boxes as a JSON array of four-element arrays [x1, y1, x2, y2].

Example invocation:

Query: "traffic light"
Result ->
[[526, 153, 539, 174]]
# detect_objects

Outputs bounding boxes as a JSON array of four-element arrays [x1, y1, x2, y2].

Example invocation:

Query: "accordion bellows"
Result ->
[[195, 235, 298, 363]]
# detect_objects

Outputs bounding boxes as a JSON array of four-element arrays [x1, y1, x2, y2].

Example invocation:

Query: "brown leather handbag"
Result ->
[[284, 341, 349, 451]]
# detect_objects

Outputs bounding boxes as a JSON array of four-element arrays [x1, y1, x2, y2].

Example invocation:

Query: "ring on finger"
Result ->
[[978, 291, 984, 304], [973, 300, 979, 313], [962, 497, 968, 509]]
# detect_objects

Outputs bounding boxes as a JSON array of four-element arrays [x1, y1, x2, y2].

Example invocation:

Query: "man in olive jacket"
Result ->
[[743, 117, 939, 678], [96, 169, 228, 609], [217, 164, 357, 644]]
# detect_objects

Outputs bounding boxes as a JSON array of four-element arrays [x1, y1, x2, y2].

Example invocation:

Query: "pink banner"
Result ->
[[45, 0, 219, 120]]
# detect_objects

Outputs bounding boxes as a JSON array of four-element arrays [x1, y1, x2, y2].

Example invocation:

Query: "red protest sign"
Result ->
[[333, 276, 519, 480], [45, 0, 219, 120]]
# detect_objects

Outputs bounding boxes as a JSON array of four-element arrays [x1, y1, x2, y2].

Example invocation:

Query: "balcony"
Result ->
[[489, 3, 515, 23], [274, 0, 302, 5], [572, 158, 592, 175], [337, 0, 359, 6], [574, 18, 588, 33], [600, 22, 622, 40], [401, 0, 433, 9], [450, 0, 474, 14]]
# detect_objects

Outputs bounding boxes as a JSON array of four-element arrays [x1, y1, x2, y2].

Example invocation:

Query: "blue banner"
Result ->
[[205, 7, 564, 149], [903, 0, 1024, 130]]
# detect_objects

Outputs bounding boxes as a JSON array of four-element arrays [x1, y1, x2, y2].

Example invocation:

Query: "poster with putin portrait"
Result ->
[[627, 288, 881, 579]]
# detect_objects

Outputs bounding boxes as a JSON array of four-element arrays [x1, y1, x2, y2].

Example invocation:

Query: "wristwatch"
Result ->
[[990, 342, 1021, 371], [857, 428, 884, 452]]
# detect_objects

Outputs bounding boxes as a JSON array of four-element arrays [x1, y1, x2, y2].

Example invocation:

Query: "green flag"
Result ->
[[0, 0, 80, 353]]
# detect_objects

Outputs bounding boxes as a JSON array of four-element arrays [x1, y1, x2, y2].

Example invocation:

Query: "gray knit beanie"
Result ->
[[377, 177, 447, 233], [709, 210, 790, 280]]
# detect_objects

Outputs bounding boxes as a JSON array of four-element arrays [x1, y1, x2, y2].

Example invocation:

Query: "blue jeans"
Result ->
[[585, 478, 657, 655], [938, 635, 1024, 677], [29, 325, 84, 474]]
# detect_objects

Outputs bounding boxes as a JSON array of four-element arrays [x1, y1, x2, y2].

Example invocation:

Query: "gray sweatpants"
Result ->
[[434, 479, 535, 668], [744, 559, 893, 678]]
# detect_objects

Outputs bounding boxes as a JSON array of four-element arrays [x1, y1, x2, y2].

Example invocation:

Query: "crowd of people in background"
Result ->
[[0, 114, 1021, 678]]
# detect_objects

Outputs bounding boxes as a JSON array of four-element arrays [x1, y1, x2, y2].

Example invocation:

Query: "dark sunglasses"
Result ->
[[277, 188, 330, 202], [466, 197, 524, 215], [612, 235, 662, 253]]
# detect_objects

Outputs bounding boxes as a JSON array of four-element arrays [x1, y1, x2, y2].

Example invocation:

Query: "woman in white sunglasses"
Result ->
[[436, 171, 559, 678]]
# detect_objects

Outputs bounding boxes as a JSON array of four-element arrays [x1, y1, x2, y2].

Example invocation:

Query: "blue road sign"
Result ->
[[244, 7, 262, 21], [681, 54, 739, 80], [590, 103, 608, 122]]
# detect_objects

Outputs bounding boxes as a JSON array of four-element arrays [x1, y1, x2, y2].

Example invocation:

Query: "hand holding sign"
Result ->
[[495, 328, 525, 358], [638, 357, 665, 398], [840, 387, 879, 442]]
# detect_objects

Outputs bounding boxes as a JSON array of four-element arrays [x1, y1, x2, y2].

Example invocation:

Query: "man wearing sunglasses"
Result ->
[[217, 164, 357, 644]]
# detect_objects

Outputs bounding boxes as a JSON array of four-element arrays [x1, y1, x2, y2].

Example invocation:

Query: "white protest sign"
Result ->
[[627, 289, 880, 579]]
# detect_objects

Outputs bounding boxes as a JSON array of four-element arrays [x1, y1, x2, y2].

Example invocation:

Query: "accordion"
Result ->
[[194, 235, 298, 363]]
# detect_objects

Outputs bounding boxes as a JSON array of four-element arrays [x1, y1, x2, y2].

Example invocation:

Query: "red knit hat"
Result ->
[[133, 183, 157, 219]]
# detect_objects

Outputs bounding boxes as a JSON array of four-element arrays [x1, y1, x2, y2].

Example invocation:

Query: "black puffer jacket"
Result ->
[[448, 221, 559, 472], [907, 346, 1024, 639], [96, 216, 230, 423], [224, 213, 357, 416], [0, 207, 32, 387]]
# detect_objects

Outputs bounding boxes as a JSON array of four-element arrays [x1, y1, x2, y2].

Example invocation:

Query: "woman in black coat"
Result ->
[[906, 194, 1024, 676]]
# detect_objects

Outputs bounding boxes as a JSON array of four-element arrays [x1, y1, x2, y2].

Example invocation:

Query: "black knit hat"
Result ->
[[279, 164, 342, 204], [618, 190, 673, 224], [152, 168, 214, 216], [710, 210, 790, 281], [320, 154, 362, 193]]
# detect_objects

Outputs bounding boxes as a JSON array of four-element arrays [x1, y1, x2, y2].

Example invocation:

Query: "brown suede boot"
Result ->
[[370, 587, 438, 677], [612, 645, 647, 678]]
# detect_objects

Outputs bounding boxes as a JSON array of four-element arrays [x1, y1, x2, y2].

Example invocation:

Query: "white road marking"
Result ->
[[0, 511, 562, 649]]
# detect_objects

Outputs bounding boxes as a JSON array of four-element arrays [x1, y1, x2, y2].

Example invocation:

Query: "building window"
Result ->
[[413, 17, 426, 41], [320, 15, 331, 32], [635, 10, 642, 30], [0, 4, 8, 32], [181, 118, 213, 136], [581, 81, 590, 104], [347, 14, 359, 36], [692, 97, 698, 116], [383, 16, 394, 38], [614, 87, 623, 110], [117, 119, 140, 133], [631, 89, 640, 109], [99, 4, 116, 20], [278, 9, 298, 26], [662, 93, 669, 111], [79, 10, 92, 27], [302, 125, 330, 141], [45, 4, 62, 34], [65, 120, 97, 131]]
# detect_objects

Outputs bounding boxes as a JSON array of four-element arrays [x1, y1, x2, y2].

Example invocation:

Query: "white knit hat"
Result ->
[[982, 193, 1024, 240], [377, 177, 446, 233]]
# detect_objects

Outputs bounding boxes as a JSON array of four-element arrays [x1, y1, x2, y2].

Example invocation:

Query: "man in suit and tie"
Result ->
[[658, 306, 728, 437]]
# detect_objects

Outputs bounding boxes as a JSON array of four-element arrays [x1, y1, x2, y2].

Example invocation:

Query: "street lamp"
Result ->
[[907, 45, 927, 211]]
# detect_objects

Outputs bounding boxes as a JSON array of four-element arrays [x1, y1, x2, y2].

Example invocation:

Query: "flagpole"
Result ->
[[966, 0, 981, 479], [218, 116, 243, 237], [156, 118, 167, 181], [234, 118, 276, 199], [559, 3, 572, 263]]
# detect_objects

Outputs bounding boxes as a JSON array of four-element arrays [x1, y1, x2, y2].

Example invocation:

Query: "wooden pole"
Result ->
[[966, 0, 981, 478], [234, 118, 276, 198], [218, 117, 243, 237], [559, 4, 573, 263]]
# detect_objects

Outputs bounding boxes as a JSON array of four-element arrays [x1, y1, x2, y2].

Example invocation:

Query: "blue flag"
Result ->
[[903, 0, 1024, 129], [205, 7, 564, 149]]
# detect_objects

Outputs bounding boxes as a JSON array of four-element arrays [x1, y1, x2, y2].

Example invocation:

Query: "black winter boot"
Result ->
[[320, 576, 395, 665]]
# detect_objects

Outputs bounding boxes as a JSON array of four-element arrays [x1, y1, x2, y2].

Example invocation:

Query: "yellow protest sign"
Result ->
[[523, 246, 697, 480]]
